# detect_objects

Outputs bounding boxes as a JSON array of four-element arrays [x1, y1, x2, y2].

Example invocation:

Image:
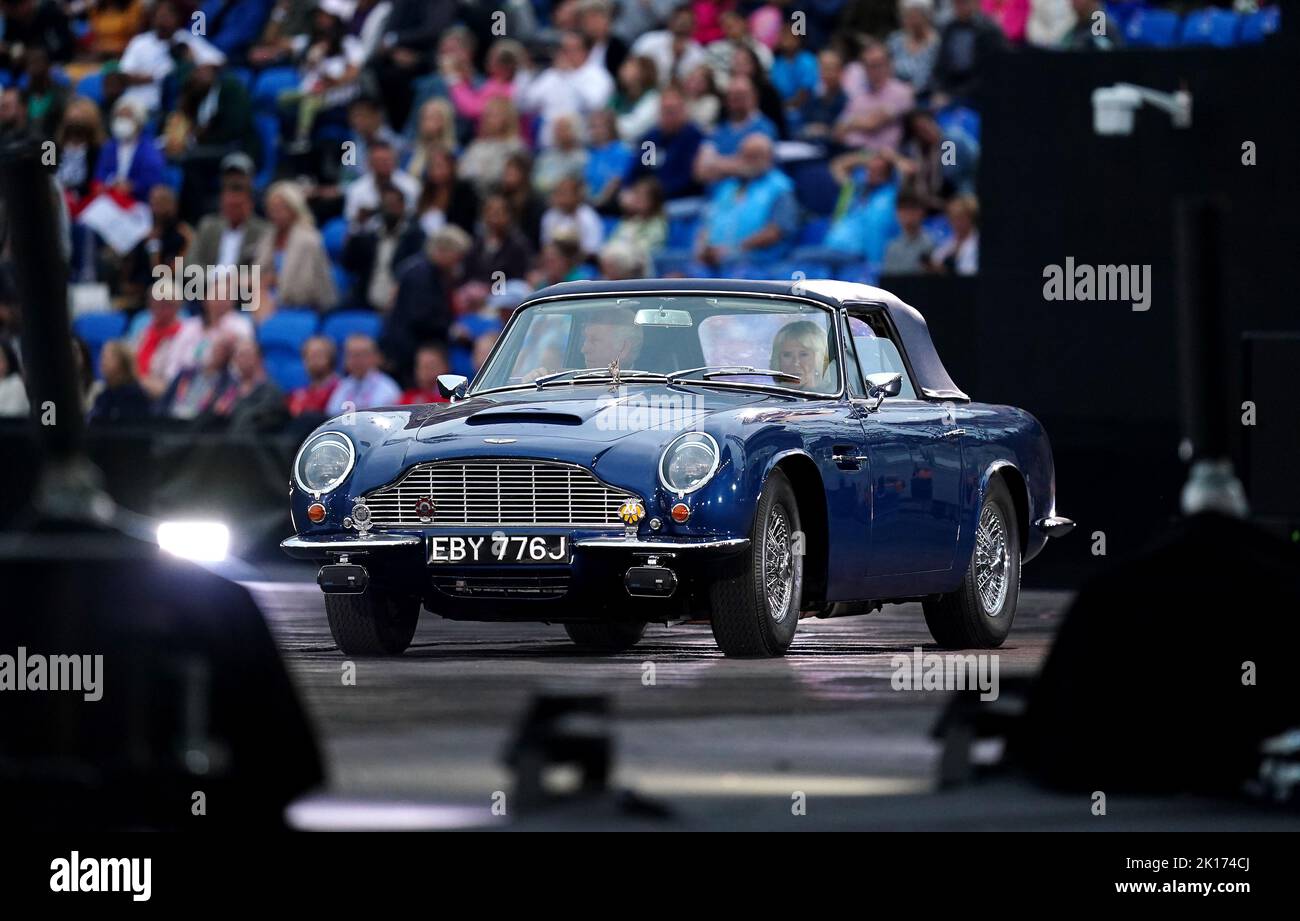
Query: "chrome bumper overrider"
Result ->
[[1033, 516, 1076, 538]]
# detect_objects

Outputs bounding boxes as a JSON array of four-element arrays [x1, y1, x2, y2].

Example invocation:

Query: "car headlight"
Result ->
[[659, 432, 720, 495], [294, 431, 355, 495]]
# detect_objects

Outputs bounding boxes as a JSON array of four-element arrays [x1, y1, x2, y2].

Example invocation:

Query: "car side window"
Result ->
[[846, 311, 917, 400]]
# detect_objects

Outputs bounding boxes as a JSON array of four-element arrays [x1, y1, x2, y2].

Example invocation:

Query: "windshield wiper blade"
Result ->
[[668, 365, 802, 384], [532, 367, 669, 389]]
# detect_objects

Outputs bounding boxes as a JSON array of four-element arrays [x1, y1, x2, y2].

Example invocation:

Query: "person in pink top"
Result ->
[[835, 40, 914, 153], [447, 39, 527, 126], [983, 0, 1030, 44]]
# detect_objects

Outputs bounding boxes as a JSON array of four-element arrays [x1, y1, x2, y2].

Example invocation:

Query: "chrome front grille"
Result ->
[[363, 460, 634, 528]]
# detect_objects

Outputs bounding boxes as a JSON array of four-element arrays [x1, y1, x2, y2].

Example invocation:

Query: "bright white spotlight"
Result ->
[[157, 521, 230, 562]]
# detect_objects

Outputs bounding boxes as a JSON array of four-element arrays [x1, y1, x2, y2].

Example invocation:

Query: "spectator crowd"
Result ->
[[0, 0, 1274, 430]]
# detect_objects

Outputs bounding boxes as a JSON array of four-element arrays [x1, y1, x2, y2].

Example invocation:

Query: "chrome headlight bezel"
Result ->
[[658, 431, 721, 496], [293, 431, 356, 496]]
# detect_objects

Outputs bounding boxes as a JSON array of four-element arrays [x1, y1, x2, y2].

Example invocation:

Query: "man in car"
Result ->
[[520, 307, 644, 381]]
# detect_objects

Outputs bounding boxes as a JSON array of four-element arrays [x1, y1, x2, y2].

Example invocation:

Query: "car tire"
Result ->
[[325, 588, 421, 656], [709, 469, 803, 657], [923, 477, 1021, 649], [563, 621, 646, 652]]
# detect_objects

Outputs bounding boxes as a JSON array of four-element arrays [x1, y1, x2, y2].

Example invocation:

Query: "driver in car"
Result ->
[[770, 320, 829, 391], [520, 307, 644, 381]]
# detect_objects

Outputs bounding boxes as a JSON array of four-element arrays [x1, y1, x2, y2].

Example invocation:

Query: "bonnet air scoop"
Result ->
[[465, 410, 584, 426]]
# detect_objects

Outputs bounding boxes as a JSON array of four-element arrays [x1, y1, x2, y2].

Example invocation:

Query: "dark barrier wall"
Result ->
[[917, 35, 1299, 581]]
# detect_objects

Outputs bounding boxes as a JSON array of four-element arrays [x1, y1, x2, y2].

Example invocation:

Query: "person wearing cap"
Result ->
[[118, 0, 226, 112], [93, 96, 166, 202], [167, 57, 260, 218]]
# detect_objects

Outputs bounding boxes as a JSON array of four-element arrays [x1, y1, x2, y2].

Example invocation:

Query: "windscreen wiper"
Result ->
[[532, 367, 669, 389], [667, 366, 802, 384]]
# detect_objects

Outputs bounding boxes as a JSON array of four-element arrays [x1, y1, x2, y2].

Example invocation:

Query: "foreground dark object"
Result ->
[[1014, 513, 1300, 796], [0, 139, 322, 830], [0, 533, 325, 828]]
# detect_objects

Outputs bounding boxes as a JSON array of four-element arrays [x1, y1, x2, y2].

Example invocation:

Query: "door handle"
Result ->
[[941, 428, 966, 439], [831, 447, 868, 468]]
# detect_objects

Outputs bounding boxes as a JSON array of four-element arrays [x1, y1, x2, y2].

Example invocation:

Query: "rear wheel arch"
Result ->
[[983, 462, 1030, 555]]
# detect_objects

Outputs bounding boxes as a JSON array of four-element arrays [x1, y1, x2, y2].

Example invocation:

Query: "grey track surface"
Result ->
[[247, 574, 1296, 830]]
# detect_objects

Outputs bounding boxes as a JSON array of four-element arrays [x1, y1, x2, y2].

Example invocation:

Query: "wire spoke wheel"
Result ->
[[763, 506, 793, 621], [974, 503, 1009, 614]]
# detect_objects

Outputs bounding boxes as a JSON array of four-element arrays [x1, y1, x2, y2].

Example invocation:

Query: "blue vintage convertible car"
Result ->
[[282, 279, 1073, 657]]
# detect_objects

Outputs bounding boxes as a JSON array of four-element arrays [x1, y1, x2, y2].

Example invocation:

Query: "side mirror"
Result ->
[[865, 371, 903, 400], [436, 374, 469, 401]]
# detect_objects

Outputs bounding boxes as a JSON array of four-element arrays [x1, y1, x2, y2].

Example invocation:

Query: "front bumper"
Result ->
[[280, 530, 749, 622], [280, 533, 422, 558]]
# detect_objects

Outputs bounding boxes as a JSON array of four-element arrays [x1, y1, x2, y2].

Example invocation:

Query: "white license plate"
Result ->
[[427, 534, 570, 564]]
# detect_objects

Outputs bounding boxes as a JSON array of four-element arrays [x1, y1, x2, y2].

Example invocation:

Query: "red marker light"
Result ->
[[671, 503, 690, 523], [307, 502, 326, 523]]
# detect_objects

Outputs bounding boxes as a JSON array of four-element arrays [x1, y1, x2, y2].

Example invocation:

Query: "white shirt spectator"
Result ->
[[932, 231, 979, 276], [517, 61, 615, 145], [0, 373, 28, 417], [1027, 0, 1078, 47], [344, 170, 421, 222], [113, 139, 137, 182], [630, 30, 709, 88], [326, 369, 402, 414], [541, 204, 606, 256], [120, 29, 225, 111], [217, 226, 246, 271]]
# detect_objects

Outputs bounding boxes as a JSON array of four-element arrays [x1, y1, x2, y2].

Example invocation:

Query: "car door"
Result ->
[[845, 306, 963, 577]]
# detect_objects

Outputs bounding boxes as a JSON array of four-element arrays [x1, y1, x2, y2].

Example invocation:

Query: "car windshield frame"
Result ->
[[469, 291, 846, 400]]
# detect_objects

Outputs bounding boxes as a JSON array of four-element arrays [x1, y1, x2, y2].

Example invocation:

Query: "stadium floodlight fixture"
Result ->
[[1091, 83, 1192, 136]]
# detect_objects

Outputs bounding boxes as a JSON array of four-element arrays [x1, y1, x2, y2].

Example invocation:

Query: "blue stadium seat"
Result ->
[[797, 217, 830, 246], [331, 265, 356, 307], [1104, 2, 1146, 33], [786, 160, 840, 215], [76, 71, 104, 104], [601, 215, 619, 240], [458, 314, 503, 340], [258, 309, 318, 353], [1239, 6, 1280, 44], [653, 249, 695, 276], [321, 217, 348, 262], [265, 350, 309, 392], [161, 164, 184, 193], [321, 309, 382, 347], [834, 262, 878, 285], [1180, 8, 1239, 47], [924, 214, 953, 246], [666, 215, 699, 250], [935, 105, 980, 143], [1125, 9, 1180, 47], [450, 345, 476, 379], [250, 66, 299, 112], [254, 112, 280, 192], [74, 313, 128, 376]]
